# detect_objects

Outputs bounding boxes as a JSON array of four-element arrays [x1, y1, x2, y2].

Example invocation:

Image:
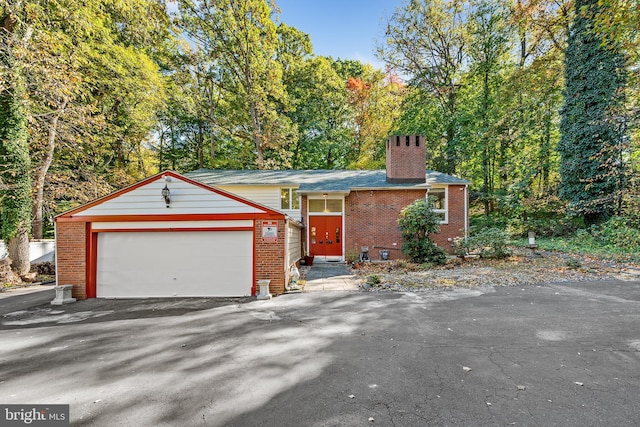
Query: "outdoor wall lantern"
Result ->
[[161, 184, 171, 208]]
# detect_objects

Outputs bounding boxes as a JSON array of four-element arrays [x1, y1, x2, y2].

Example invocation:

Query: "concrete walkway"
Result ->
[[301, 261, 360, 291]]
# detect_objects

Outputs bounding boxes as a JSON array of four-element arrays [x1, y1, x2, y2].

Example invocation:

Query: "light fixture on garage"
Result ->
[[161, 184, 171, 208]]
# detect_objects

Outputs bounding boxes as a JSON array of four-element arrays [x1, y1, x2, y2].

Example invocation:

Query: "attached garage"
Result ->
[[55, 171, 300, 300], [96, 230, 253, 297]]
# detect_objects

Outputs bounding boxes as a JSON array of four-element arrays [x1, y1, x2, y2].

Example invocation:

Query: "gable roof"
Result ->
[[186, 169, 469, 193], [56, 170, 284, 220]]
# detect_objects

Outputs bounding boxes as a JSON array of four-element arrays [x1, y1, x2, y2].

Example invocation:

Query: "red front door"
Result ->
[[309, 216, 343, 257]]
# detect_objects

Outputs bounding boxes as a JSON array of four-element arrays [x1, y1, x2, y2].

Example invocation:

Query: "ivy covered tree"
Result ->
[[398, 197, 447, 264], [558, 0, 628, 224], [0, 2, 31, 275]]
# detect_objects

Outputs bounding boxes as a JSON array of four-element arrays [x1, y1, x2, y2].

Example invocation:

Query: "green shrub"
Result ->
[[565, 258, 582, 269], [398, 198, 447, 265], [366, 274, 381, 286], [586, 217, 640, 252], [456, 227, 511, 259]]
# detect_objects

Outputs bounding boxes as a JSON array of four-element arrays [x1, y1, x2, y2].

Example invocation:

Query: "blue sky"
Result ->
[[275, 0, 403, 69]]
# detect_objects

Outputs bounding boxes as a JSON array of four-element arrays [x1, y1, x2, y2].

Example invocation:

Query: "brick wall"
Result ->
[[56, 221, 88, 299], [345, 186, 467, 259], [385, 135, 427, 183], [255, 219, 287, 295], [433, 185, 468, 252]]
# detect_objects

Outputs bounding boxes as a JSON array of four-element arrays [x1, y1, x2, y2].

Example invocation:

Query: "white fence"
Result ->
[[0, 240, 55, 262]]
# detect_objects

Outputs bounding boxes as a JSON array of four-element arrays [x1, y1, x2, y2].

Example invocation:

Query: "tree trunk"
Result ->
[[481, 70, 491, 216], [8, 224, 29, 276], [32, 102, 65, 239], [209, 125, 215, 163], [249, 101, 264, 169], [443, 90, 457, 175], [197, 120, 204, 168]]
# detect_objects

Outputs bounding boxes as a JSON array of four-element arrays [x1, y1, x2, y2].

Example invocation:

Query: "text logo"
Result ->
[[1, 405, 69, 426]]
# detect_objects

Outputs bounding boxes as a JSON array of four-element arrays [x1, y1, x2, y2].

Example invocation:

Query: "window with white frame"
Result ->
[[308, 198, 342, 213], [281, 188, 299, 210], [428, 188, 447, 223]]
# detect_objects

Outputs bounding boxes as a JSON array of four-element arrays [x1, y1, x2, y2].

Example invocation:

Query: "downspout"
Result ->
[[284, 217, 290, 291], [464, 184, 469, 239], [54, 221, 59, 286]]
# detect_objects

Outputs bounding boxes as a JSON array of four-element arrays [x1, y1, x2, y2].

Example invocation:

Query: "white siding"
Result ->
[[75, 177, 267, 217], [287, 220, 302, 267], [215, 185, 280, 208], [216, 184, 302, 220]]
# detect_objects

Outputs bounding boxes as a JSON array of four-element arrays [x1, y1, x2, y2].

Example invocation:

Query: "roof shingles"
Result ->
[[186, 169, 469, 193]]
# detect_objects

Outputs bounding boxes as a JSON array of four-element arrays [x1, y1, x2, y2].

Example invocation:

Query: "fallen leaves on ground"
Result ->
[[355, 248, 640, 291]]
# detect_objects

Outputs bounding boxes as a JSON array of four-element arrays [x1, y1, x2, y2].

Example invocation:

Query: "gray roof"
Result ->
[[186, 169, 469, 193]]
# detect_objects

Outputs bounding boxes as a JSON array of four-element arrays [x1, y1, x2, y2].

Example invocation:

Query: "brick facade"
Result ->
[[385, 135, 427, 183], [56, 221, 88, 299], [255, 219, 287, 295], [431, 184, 467, 251], [343, 185, 467, 260], [345, 189, 422, 260]]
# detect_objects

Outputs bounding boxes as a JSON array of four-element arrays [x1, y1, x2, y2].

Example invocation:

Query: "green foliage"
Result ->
[[469, 194, 581, 238], [0, 7, 31, 242], [455, 227, 510, 259], [558, 0, 628, 224], [398, 198, 447, 264], [346, 65, 404, 170], [380, 0, 469, 175], [345, 247, 360, 264], [284, 55, 353, 169], [384, 0, 568, 211], [575, 217, 640, 252], [521, 216, 640, 261], [366, 274, 381, 286], [177, 0, 295, 170], [0, 79, 31, 241], [0, 0, 635, 253], [564, 258, 582, 269]]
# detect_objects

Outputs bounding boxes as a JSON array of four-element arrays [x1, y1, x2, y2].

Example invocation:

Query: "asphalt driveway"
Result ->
[[1, 280, 639, 426]]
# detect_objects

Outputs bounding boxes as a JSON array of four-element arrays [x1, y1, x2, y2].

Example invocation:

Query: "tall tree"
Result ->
[[283, 55, 352, 169], [346, 66, 405, 169], [506, 0, 569, 196], [0, 1, 31, 275], [379, 0, 469, 174], [558, 0, 628, 223], [466, 0, 512, 215], [177, 0, 295, 169], [25, 0, 170, 237]]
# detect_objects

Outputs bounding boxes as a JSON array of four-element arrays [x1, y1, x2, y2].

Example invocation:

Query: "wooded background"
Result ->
[[1, 0, 638, 274]]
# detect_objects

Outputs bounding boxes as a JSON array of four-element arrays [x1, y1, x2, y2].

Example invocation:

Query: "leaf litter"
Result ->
[[356, 248, 640, 292]]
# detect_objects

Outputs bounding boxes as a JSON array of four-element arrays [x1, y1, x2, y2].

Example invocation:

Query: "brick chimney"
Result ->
[[385, 135, 426, 183]]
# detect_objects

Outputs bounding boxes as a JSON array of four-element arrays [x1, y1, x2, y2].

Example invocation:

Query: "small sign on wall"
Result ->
[[262, 220, 278, 242]]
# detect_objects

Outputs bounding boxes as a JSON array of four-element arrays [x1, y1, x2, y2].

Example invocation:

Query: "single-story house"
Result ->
[[55, 135, 469, 299]]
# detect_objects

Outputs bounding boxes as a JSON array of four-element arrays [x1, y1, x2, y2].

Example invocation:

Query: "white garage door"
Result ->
[[97, 231, 253, 297]]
